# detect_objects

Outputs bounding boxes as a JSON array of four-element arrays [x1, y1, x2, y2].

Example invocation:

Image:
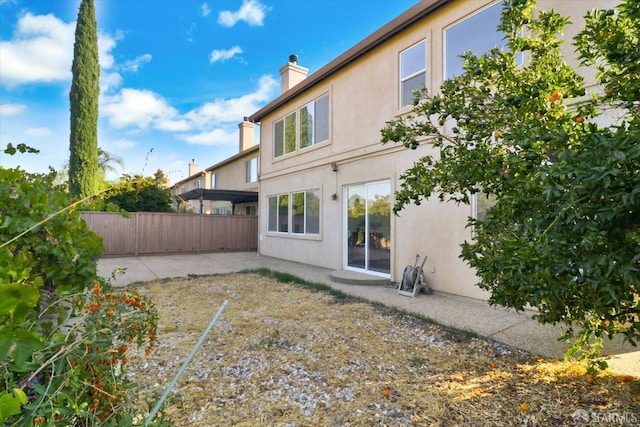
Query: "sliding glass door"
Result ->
[[345, 181, 391, 276]]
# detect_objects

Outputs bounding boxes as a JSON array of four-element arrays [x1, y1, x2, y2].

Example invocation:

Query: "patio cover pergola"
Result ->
[[177, 188, 258, 214]]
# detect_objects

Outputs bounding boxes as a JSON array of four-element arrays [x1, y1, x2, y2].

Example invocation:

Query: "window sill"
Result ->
[[265, 232, 322, 241]]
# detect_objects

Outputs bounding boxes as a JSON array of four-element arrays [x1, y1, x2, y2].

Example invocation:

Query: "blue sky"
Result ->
[[0, 0, 417, 185]]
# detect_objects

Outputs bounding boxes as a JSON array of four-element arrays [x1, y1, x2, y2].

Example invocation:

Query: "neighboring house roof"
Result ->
[[172, 171, 205, 188], [205, 144, 259, 174], [171, 144, 259, 189], [177, 188, 258, 204], [248, 0, 450, 123]]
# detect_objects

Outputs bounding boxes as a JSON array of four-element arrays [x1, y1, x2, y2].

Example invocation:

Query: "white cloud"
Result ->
[[112, 138, 137, 149], [201, 2, 211, 17], [186, 22, 197, 43], [185, 74, 277, 127], [101, 71, 123, 93], [25, 127, 52, 137], [218, 0, 267, 27], [121, 54, 152, 73], [98, 32, 117, 69], [100, 54, 150, 93], [0, 12, 118, 88], [0, 103, 26, 116], [0, 13, 75, 86], [102, 75, 277, 135], [101, 88, 180, 129], [156, 118, 191, 132], [209, 46, 242, 63], [181, 128, 236, 146]]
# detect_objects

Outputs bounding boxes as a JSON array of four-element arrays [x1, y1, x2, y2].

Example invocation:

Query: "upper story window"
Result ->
[[445, 2, 519, 80], [274, 94, 330, 158], [210, 173, 217, 189], [400, 40, 426, 108], [245, 157, 258, 183], [194, 180, 201, 189], [299, 96, 330, 149], [274, 112, 296, 157]]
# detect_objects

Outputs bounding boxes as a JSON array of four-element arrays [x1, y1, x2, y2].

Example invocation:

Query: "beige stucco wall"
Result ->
[[172, 146, 259, 214], [257, 0, 615, 300], [209, 150, 259, 192], [207, 148, 259, 215]]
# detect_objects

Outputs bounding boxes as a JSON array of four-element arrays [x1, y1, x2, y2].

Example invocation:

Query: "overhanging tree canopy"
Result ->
[[381, 0, 639, 368]]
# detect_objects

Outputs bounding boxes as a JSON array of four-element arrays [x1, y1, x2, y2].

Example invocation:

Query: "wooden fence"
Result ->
[[80, 212, 258, 256]]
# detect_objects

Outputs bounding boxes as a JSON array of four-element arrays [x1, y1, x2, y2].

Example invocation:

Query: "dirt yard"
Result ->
[[125, 273, 639, 426]]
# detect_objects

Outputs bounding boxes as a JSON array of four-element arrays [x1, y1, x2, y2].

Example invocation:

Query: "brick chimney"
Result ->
[[188, 158, 198, 177], [238, 117, 256, 152], [279, 54, 308, 94]]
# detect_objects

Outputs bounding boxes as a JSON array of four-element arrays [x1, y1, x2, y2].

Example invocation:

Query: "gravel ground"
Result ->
[[125, 273, 639, 426]]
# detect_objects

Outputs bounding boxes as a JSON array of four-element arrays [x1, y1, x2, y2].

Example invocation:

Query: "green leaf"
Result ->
[[0, 283, 41, 324], [0, 389, 26, 422], [12, 388, 27, 405], [0, 328, 45, 367], [52, 331, 67, 343]]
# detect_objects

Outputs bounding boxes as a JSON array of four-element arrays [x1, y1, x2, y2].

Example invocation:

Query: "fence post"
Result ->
[[197, 214, 202, 254], [135, 212, 139, 256]]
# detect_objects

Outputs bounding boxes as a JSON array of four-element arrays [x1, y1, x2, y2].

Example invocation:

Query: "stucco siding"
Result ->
[[256, 0, 616, 300]]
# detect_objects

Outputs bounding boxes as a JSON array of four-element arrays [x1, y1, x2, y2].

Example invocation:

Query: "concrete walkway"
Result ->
[[97, 252, 639, 377]]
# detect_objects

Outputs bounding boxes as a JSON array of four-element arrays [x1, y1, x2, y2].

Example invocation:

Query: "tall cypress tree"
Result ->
[[68, 0, 99, 198]]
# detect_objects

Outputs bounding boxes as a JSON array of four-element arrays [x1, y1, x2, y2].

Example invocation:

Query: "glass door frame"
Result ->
[[343, 180, 391, 278]]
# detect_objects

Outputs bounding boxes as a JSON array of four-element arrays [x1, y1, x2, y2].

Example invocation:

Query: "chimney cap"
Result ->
[[289, 54, 298, 63]]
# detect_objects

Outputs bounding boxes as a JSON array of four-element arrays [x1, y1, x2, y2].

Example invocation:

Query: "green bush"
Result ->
[[0, 159, 162, 425], [0, 167, 102, 294], [102, 172, 174, 213]]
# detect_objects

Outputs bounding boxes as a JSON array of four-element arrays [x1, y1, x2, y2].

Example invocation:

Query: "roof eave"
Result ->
[[172, 171, 206, 188], [248, 0, 451, 123], [204, 144, 259, 173]]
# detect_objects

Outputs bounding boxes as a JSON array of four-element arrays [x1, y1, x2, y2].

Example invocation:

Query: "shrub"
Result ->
[[0, 157, 162, 425]]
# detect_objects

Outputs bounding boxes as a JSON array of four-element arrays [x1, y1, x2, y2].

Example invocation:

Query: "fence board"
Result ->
[[80, 212, 257, 256]]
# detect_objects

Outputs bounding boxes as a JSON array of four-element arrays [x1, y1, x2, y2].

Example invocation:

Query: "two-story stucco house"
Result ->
[[249, 0, 613, 300], [171, 119, 259, 215]]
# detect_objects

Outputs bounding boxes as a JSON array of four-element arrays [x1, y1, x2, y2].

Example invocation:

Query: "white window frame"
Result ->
[[444, 1, 521, 81], [267, 194, 289, 233], [471, 191, 497, 222], [299, 95, 330, 150], [291, 190, 320, 235], [210, 173, 217, 189], [274, 93, 330, 158], [245, 157, 258, 183], [268, 190, 320, 235], [399, 40, 427, 108], [274, 112, 297, 158], [212, 206, 232, 215]]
